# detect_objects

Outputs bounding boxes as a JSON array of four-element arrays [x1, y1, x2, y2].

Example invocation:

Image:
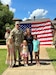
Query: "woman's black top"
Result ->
[[24, 35, 33, 44]]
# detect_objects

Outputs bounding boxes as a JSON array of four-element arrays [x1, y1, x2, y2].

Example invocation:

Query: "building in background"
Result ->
[[13, 18, 56, 45]]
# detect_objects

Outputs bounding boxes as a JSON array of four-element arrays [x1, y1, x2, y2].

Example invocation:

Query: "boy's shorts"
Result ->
[[35, 52, 39, 56]]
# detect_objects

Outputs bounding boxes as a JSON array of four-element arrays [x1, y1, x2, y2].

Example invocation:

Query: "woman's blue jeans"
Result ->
[[28, 43, 33, 63]]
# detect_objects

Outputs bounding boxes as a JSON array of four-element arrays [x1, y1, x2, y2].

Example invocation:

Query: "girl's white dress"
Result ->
[[21, 45, 28, 57]]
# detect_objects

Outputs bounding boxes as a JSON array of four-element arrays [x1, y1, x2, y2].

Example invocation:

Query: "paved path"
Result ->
[[0, 45, 7, 49], [1, 45, 56, 75]]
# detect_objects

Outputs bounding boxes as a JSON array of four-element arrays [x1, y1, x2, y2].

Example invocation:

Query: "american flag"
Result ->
[[20, 20, 53, 45]]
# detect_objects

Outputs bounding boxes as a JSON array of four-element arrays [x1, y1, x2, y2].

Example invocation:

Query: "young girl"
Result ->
[[6, 36, 14, 67], [33, 34, 40, 65], [21, 40, 28, 66]]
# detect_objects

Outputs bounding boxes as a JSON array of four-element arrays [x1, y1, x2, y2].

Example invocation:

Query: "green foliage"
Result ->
[[46, 48, 56, 71], [0, 49, 8, 75], [5, 23, 10, 27], [0, 2, 14, 39], [4, 23, 14, 30], [10, 24, 14, 30]]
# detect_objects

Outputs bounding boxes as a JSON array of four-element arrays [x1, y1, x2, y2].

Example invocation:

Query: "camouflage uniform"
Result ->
[[53, 30, 56, 44], [53, 31, 56, 49], [10, 27, 24, 65]]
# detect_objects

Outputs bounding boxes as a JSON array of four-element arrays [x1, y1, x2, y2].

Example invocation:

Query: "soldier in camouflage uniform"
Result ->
[[10, 21, 24, 66], [53, 29, 56, 49]]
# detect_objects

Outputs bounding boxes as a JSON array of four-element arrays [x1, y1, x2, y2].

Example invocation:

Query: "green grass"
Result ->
[[46, 48, 56, 71], [0, 49, 8, 75]]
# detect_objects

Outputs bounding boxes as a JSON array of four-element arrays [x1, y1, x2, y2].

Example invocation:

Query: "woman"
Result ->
[[6, 36, 14, 67], [24, 28, 33, 64], [5, 27, 11, 43], [5, 27, 11, 64]]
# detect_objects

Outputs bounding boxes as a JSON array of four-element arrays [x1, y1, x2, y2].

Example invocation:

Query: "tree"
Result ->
[[0, 2, 14, 39], [5, 23, 14, 30]]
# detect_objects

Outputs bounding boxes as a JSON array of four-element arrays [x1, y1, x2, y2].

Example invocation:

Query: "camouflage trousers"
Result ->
[[14, 45, 21, 65], [53, 36, 56, 45]]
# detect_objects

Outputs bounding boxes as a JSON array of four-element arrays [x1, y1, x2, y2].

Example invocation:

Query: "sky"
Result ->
[[1, 0, 56, 21]]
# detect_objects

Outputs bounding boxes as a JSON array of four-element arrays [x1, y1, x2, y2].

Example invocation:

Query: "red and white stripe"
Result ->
[[31, 21, 53, 45]]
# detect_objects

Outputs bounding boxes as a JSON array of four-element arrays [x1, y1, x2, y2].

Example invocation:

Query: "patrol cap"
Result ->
[[15, 21, 20, 25], [6, 27, 11, 31]]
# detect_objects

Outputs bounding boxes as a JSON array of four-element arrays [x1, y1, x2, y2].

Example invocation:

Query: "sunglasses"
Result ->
[[17, 24, 19, 25]]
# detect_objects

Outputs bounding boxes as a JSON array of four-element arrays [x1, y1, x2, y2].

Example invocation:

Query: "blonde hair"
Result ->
[[23, 40, 27, 45]]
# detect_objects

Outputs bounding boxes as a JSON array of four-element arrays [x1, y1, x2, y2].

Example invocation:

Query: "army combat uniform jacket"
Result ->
[[10, 28, 24, 46]]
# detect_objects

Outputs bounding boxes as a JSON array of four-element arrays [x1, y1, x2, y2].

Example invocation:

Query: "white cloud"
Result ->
[[1, 0, 16, 13], [23, 9, 48, 21], [1, 0, 11, 6], [29, 9, 48, 19], [10, 7, 16, 13], [23, 17, 27, 21]]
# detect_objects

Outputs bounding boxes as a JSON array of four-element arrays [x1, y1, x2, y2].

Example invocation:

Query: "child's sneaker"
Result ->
[[24, 64, 28, 67], [36, 62, 40, 66]]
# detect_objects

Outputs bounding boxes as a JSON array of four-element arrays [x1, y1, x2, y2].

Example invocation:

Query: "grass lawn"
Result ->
[[46, 48, 56, 71], [0, 49, 8, 75]]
